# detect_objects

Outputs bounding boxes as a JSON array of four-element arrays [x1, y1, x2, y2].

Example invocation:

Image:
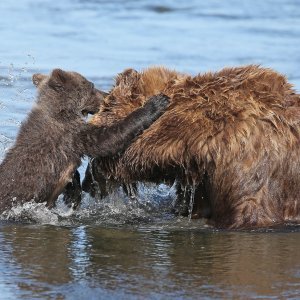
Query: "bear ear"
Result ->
[[48, 69, 69, 91], [115, 68, 139, 86], [32, 73, 47, 87]]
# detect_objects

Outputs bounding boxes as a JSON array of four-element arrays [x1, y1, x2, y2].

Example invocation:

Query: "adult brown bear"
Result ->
[[0, 69, 169, 214], [84, 65, 300, 229]]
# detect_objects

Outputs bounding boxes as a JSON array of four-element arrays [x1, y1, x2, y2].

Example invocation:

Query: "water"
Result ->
[[1, 0, 300, 298], [1, 224, 300, 300]]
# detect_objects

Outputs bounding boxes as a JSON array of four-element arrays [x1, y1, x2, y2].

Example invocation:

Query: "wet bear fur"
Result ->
[[86, 65, 300, 229], [0, 69, 106, 212], [0, 69, 169, 213]]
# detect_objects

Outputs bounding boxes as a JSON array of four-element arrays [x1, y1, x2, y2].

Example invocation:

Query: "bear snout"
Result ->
[[84, 89, 108, 115]]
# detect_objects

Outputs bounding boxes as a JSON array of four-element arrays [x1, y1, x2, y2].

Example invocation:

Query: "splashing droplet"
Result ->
[[188, 184, 196, 220]]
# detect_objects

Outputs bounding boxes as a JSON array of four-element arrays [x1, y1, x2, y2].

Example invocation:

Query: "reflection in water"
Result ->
[[0, 224, 299, 298], [0, 225, 73, 298]]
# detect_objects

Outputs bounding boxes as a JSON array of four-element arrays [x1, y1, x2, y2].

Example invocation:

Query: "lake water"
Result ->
[[0, 0, 300, 299]]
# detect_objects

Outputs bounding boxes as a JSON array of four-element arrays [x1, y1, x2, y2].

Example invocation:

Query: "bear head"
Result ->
[[91, 67, 184, 127], [32, 69, 108, 121]]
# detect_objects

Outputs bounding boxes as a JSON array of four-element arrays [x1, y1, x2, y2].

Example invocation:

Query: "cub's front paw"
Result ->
[[145, 93, 170, 113]]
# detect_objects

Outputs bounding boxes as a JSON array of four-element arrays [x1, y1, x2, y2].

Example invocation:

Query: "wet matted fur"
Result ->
[[86, 65, 300, 229]]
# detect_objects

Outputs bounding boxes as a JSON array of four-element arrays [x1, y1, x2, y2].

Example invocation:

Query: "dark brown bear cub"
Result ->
[[85, 65, 300, 229], [0, 69, 169, 213]]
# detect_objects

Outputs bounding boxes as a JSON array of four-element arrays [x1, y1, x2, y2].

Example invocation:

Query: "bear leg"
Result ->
[[62, 170, 82, 209], [215, 196, 280, 229]]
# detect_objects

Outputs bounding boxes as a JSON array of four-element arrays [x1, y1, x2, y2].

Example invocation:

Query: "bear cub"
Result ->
[[0, 69, 169, 214]]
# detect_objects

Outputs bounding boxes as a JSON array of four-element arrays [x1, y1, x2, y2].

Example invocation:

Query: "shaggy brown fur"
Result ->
[[0, 69, 169, 213], [86, 65, 300, 229]]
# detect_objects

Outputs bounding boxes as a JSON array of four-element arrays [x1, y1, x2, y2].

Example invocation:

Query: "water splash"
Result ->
[[0, 63, 22, 87], [0, 55, 36, 102], [0, 183, 176, 226], [1, 201, 59, 225], [188, 184, 196, 220], [0, 56, 38, 160], [0, 135, 14, 162]]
